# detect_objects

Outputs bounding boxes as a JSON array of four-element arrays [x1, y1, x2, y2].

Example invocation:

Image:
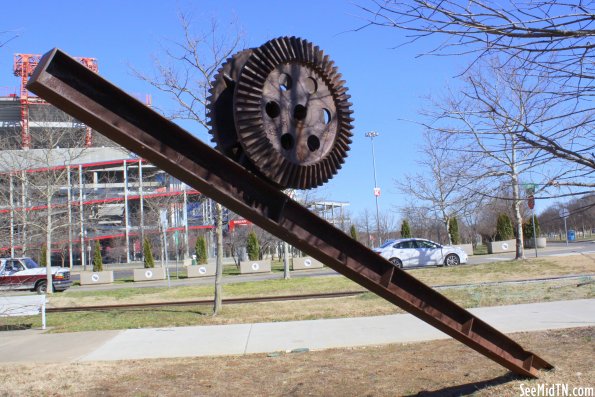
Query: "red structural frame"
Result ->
[[13, 53, 98, 149]]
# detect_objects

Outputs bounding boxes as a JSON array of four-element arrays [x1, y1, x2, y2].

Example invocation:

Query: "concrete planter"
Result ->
[[186, 264, 216, 278], [487, 239, 516, 254], [525, 237, 547, 249], [240, 259, 271, 274], [454, 244, 474, 256], [133, 267, 166, 282], [292, 257, 323, 270], [79, 271, 114, 285]]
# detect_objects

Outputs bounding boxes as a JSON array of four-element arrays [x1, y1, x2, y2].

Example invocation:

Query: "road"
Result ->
[[65, 240, 595, 292]]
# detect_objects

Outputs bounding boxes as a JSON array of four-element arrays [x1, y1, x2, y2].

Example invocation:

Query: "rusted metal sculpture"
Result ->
[[208, 37, 353, 189], [27, 39, 552, 378]]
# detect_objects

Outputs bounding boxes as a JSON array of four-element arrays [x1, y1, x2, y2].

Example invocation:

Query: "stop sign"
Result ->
[[528, 195, 535, 209]]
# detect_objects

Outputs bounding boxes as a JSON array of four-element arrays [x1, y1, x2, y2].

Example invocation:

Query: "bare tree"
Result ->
[[421, 58, 575, 259], [539, 194, 595, 238], [399, 204, 443, 242], [0, 107, 88, 292], [0, 30, 18, 48], [396, 130, 481, 244], [357, 0, 595, 170], [356, 209, 374, 247], [133, 13, 244, 314], [377, 209, 399, 243], [133, 14, 243, 127]]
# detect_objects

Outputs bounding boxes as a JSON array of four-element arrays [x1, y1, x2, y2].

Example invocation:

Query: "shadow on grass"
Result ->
[[406, 373, 519, 397]]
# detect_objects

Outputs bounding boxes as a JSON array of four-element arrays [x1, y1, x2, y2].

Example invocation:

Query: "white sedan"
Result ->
[[373, 238, 468, 268]]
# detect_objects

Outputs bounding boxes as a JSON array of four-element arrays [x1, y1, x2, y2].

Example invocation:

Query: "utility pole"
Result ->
[[365, 131, 381, 246]]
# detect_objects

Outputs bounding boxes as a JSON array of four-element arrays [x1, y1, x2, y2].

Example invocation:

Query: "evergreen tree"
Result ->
[[400, 220, 411, 238], [523, 215, 541, 239], [448, 217, 460, 245], [143, 238, 155, 268], [246, 231, 260, 261], [349, 224, 358, 240], [195, 236, 208, 264], [92, 240, 103, 272], [40, 245, 47, 267], [495, 214, 514, 241]]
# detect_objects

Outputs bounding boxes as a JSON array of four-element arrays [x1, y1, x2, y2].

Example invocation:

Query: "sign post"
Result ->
[[525, 184, 538, 257], [559, 208, 570, 246]]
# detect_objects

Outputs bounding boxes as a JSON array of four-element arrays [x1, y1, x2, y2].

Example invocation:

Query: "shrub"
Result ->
[[523, 215, 541, 239], [448, 217, 460, 245], [400, 220, 411, 238], [195, 236, 208, 264], [495, 214, 514, 241], [143, 238, 155, 268], [246, 231, 260, 261], [40, 245, 47, 267], [92, 240, 103, 272], [349, 224, 358, 240]]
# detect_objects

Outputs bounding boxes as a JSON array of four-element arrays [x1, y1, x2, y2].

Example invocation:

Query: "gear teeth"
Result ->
[[209, 37, 353, 189]]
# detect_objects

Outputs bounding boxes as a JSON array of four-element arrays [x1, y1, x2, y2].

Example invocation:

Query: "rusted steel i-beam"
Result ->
[[27, 48, 553, 378]]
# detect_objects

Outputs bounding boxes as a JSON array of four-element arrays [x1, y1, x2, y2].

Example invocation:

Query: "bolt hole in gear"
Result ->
[[208, 36, 354, 190]]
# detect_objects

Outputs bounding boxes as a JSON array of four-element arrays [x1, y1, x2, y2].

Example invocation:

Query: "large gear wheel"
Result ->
[[208, 37, 353, 189]]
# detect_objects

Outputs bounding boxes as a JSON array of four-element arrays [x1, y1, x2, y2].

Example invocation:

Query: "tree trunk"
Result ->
[[283, 241, 290, 280], [213, 202, 224, 315], [21, 170, 28, 255], [443, 214, 452, 245], [46, 194, 53, 294], [511, 171, 525, 260]]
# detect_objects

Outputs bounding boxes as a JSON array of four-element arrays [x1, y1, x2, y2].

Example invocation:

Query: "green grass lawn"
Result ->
[[52, 254, 594, 307], [3, 278, 592, 333], [2, 254, 593, 333]]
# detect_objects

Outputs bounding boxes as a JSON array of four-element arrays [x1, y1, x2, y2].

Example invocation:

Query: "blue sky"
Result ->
[[1, 0, 472, 219]]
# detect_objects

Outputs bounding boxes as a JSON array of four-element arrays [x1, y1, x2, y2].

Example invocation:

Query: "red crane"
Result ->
[[13, 53, 98, 149]]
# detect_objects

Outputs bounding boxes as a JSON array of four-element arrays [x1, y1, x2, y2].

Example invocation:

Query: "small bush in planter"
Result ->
[[246, 231, 260, 261], [401, 220, 411, 238], [523, 215, 541, 239], [40, 245, 47, 268], [195, 236, 207, 264], [449, 217, 460, 245], [143, 238, 155, 268], [495, 214, 514, 241], [350, 224, 358, 240], [92, 240, 103, 272]]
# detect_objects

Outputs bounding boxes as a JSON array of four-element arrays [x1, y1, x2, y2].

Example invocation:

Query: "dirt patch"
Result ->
[[1, 327, 592, 397]]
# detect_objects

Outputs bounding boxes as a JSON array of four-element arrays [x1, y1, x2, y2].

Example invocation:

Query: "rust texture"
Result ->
[[208, 37, 353, 189], [27, 46, 552, 378]]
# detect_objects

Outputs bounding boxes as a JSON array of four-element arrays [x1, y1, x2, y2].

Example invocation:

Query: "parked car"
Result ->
[[373, 238, 468, 268], [0, 257, 72, 294]]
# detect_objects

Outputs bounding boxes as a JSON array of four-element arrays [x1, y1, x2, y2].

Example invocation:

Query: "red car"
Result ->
[[0, 257, 72, 294]]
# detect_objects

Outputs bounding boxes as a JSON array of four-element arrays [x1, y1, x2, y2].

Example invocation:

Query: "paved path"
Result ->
[[1, 299, 593, 363]]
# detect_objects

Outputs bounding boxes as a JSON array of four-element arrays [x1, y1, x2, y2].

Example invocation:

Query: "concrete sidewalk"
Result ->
[[1, 299, 593, 363]]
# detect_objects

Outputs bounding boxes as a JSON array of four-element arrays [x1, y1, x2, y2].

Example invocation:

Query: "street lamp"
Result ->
[[365, 131, 381, 246]]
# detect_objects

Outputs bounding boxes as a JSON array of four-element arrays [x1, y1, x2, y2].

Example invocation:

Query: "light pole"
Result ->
[[365, 131, 381, 246]]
